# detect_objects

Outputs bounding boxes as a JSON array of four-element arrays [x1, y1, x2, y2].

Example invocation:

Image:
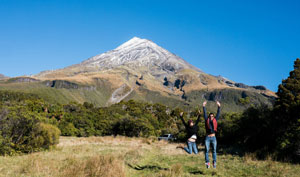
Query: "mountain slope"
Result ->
[[0, 37, 276, 112]]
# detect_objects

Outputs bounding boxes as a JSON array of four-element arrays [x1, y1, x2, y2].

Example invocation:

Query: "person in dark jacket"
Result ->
[[179, 111, 201, 154], [203, 100, 221, 169]]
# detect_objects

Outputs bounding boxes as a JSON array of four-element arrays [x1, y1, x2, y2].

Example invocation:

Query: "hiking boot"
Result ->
[[213, 162, 216, 168], [205, 162, 210, 169]]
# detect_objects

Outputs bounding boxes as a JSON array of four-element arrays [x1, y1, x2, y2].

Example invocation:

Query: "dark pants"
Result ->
[[205, 136, 217, 163]]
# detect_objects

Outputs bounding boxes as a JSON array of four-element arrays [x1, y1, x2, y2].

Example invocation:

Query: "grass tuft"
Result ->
[[59, 155, 125, 177]]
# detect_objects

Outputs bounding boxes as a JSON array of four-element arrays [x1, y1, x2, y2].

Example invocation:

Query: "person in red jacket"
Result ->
[[203, 100, 221, 169]]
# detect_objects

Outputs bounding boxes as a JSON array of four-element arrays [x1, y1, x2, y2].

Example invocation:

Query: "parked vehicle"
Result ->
[[158, 134, 176, 141]]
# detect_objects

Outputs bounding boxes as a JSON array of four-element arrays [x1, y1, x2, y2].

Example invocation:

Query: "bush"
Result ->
[[59, 122, 78, 136], [29, 123, 61, 150], [217, 112, 242, 145], [0, 106, 61, 154], [0, 91, 60, 155], [112, 116, 156, 137]]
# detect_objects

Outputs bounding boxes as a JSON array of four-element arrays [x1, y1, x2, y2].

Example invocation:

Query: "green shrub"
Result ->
[[30, 123, 61, 150], [0, 91, 60, 155], [59, 122, 78, 136], [239, 97, 250, 105]]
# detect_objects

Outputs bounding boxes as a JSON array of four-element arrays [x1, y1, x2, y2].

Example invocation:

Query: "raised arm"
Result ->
[[203, 101, 208, 120], [194, 109, 201, 126], [179, 112, 188, 127], [216, 101, 221, 121]]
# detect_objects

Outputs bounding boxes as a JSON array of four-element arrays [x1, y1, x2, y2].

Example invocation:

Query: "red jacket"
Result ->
[[203, 106, 220, 133], [205, 118, 218, 132]]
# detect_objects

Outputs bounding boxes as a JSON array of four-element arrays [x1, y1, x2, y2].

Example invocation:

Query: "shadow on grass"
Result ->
[[128, 163, 208, 175], [189, 170, 204, 175], [127, 163, 169, 171]]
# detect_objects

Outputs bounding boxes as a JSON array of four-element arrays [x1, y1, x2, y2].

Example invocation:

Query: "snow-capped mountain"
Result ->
[[79, 37, 200, 71], [29, 37, 275, 109], [49, 37, 201, 79]]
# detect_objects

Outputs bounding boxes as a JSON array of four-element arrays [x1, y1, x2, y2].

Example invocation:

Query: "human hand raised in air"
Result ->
[[216, 101, 221, 107], [180, 112, 184, 117], [198, 109, 201, 115], [203, 101, 207, 107]]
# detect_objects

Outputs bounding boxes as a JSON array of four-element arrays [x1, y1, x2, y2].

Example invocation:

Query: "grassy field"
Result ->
[[0, 136, 299, 177]]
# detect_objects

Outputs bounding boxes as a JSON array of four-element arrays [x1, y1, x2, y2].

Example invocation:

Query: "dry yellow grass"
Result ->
[[0, 136, 299, 177]]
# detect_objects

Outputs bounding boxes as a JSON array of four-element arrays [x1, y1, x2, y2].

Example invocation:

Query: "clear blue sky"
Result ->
[[1, 0, 299, 91]]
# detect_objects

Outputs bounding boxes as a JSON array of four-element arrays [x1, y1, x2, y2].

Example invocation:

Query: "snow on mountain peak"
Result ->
[[77, 37, 201, 73], [115, 37, 144, 49]]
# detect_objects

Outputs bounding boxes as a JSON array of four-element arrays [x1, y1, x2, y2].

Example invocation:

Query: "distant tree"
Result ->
[[274, 58, 300, 162], [83, 102, 94, 109], [276, 58, 300, 111]]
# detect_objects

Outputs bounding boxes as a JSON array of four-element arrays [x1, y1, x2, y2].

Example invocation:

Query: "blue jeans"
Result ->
[[184, 141, 198, 154], [205, 136, 217, 163]]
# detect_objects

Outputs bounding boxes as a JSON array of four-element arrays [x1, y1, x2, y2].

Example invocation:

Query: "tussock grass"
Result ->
[[0, 136, 299, 177], [58, 155, 125, 177]]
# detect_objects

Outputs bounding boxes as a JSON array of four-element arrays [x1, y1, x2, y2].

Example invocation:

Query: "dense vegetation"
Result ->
[[0, 91, 60, 155], [217, 58, 300, 163], [0, 59, 299, 164]]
